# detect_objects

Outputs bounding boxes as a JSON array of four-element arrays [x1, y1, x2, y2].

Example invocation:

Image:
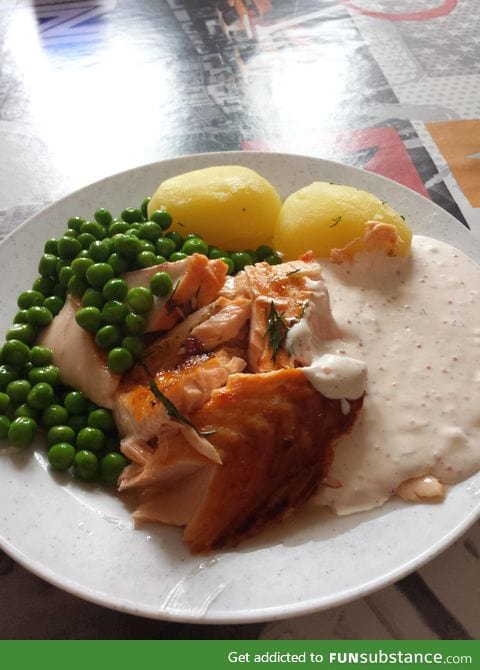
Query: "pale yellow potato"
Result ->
[[148, 165, 282, 250], [273, 181, 412, 260]]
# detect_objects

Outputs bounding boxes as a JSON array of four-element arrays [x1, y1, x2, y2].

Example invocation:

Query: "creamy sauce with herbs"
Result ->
[[288, 235, 480, 515]]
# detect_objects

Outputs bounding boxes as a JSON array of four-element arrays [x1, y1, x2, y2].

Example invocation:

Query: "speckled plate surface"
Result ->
[[0, 152, 479, 624]]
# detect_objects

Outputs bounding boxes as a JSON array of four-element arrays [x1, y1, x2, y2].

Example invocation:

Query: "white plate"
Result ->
[[1, 152, 479, 624]]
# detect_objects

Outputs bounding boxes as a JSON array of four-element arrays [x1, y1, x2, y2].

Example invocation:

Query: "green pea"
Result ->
[[68, 275, 88, 300], [136, 250, 156, 268], [265, 254, 282, 266], [230, 251, 254, 273], [64, 390, 88, 415], [29, 345, 52, 367], [150, 209, 172, 231], [169, 251, 188, 262], [94, 208, 113, 227], [43, 295, 64, 316], [86, 262, 114, 288], [182, 237, 209, 256], [108, 220, 130, 236], [47, 424, 75, 447], [80, 220, 106, 240], [107, 347, 134, 374], [114, 234, 143, 260], [75, 306, 103, 333], [74, 449, 99, 480], [2, 339, 30, 367], [68, 414, 88, 434], [107, 253, 129, 275], [27, 382, 54, 410], [6, 379, 31, 403], [121, 207, 143, 224], [126, 287, 153, 314], [139, 221, 162, 242], [0, 415, 11, 438], [37, 254, 58, 278], [255, 245, 274, 261], [67, 216, 85, 231], [57, 236, 82, 259], [101, 300, 129, 325], [76, 426, 105, 453], [18, 290, 44, 310], [14, 403, 39, 421], [155, 255, 167, 265], [0, 392, 10, 413], [58, 265, 74, 287], [28, 365, 60, 386], [26, 306, 53, 327], [102, 278, 128, 302], [140, 197, 151, 220], [13, 310, 29, 324], [150, 271, 173, 297], [99, 452, 127, 485], [48, 443, 75, 470], [88, 240, 111, 263], [32, 276, 55, 297], [78, 232, 96, 250], [95, 324, 122, 350], [71, 256, 94, 278], [121, 335, 145, 360], [6, 323, 36, 345], [164, 231, 183, 250], [8, 416, 37, 447], [219, 256, 234, 274], [82, 288, 104, 310], [42, 404, 69, 428], [88, 408, 116, 434], [44, 238, 59, 255], [124, 312, 146, 335], [155, 237, 176, 258], [64, 229, 79, 239], [0, 365, 19, 390], [208, 246, 228, 259]]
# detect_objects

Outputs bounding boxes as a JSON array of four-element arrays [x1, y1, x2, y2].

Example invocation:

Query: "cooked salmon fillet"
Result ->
[[130, 368, 363, 553], [243, 252, 340, 372], [38, 296, 121, 408], [124, 253, 228, 333]]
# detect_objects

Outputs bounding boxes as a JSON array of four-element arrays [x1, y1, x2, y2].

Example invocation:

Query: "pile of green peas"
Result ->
[[16, 197, 281, 375], [0, 195, 282, 484], [0, 341, 127, 483]]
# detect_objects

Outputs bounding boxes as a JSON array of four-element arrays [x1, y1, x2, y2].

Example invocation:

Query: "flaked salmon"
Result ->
[[38, 296, 121, 408], [243, 252, 340, 372], [127, 368, 363, 553], [124, 253, 228, 333]]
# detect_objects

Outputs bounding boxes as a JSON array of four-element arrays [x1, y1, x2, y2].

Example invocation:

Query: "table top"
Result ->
[[0, 0, 479, 640]]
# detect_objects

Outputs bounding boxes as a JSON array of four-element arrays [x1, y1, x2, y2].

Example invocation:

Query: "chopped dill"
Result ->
[[264, 301, 288, 362], [329, 216, 342, 228], [286, 268, 300, 276]]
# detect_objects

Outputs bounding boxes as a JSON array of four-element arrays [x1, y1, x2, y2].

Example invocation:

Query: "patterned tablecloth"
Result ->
[[0, 0, 479, 639]]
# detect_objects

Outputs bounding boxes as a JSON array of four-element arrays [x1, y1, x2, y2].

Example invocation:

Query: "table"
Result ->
[[0, 0, 479, 640]]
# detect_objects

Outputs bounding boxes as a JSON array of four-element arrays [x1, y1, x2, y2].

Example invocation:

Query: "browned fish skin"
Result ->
[[184, 368, 363, 553]]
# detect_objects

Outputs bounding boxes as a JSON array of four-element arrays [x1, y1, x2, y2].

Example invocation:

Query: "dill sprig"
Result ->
[[329, 215, 342, 228], [264, 301, 288, 362], [142, 364, 215, 437]]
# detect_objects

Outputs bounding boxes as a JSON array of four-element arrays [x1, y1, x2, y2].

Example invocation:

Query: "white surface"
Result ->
[[0, 151, 479, 624]]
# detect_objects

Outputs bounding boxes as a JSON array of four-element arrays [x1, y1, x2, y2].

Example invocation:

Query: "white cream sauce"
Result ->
[[289, 235, 480, 515]]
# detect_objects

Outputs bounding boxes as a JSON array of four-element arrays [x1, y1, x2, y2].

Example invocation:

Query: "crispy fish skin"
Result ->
[[183, 368, 363, 553]]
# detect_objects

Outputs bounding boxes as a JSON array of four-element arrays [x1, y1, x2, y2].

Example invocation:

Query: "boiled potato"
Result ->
[[273, 181, 412, 260], [148, 165, 282, 249]]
